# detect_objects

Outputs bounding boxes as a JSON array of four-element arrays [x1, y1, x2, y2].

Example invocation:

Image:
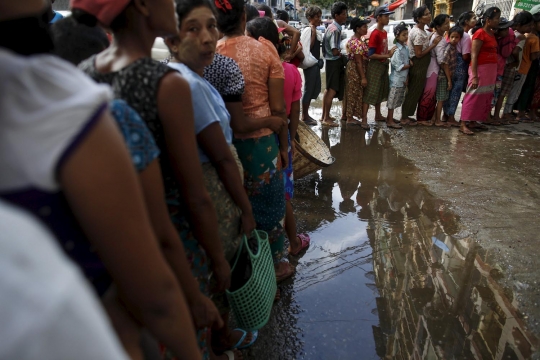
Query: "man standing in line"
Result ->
[[321, 1, 348, 127]]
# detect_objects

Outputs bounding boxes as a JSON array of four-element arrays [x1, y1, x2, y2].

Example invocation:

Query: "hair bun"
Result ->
[[71, 9, 98, 27]]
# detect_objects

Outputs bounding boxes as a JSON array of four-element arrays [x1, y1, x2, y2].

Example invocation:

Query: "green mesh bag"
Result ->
[[226, 230, 277, 331]]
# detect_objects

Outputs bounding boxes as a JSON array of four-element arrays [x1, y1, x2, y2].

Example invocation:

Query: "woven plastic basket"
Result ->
[[226, 230, 276, 331], [293, 121, 335, 179]]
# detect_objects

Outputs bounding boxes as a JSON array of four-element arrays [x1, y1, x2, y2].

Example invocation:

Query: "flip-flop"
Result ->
[[303, 118, 317, 126], [224, 350, 235, 360], [322, 121, 339, 127], [375, 117, 386, 122], [361, 123, 370, 130], [346, 121, 363, 126], [229, 329, 248, 349], [236, 329, 258, 350], [518, 117, 533, 123], [289, 233, 310, 256], [387, 123, 402, 129]]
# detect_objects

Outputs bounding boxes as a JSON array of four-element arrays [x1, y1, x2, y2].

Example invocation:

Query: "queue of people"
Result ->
[[1, 0, 312, 359], [301, 3, 540, 135]]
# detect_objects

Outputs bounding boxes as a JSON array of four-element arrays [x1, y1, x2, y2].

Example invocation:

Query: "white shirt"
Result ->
[[0, 200, 129, 360]]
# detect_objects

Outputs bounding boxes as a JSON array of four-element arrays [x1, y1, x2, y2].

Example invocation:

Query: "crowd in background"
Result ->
[[302, 2, 540, 135], [1, 0, 539, 359]]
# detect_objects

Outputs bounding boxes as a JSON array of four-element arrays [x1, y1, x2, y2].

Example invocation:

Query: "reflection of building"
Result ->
[[369, 195, 539, 359]]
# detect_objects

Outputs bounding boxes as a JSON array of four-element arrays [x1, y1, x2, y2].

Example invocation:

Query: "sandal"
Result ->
[[321, 121, 339, 127], [387, 123, 402, 129], [518, 117, 533, 123], [289, 233, 310, 256], [361, 123, 370, 130], [303, 118, 317, 126]]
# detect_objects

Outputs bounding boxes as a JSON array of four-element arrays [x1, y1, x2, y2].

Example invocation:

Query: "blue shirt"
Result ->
[[167, 62, 233, 163], [323, 21, 342, 60], [389, 42, 410, 88], [110, 100, 160, 172]]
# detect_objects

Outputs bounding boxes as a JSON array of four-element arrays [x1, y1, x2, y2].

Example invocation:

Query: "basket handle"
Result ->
[[230, 230, 268, 272]]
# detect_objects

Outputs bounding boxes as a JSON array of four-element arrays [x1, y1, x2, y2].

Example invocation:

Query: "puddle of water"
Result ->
[[244, 126, 538, 359]]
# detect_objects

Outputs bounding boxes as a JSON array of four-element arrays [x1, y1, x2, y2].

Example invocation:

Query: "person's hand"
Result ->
[[471, 77, 479, 89], [388, 46, 397, 57], [280, 149, 289, 170], [283, 51, 294, 62], [447, 80, 452, 91], [433, 35, 442, 45], [291, 141, 296, 157], [211, 258, 231, 293], [361, 77, 368, 87], [409, 60, 414, 67], [267, 116, 286, 133], [240, 211, 256, 237], [405, 78, 409, 87], [190, 294, 224, 330]]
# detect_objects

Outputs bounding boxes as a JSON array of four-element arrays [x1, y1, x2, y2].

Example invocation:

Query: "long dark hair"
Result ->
[[215, 0, 245, 35], [457, 11, 475, 27], [246, 17, 279, 46], [430, 14, 449, 30], [471, 6, 500, 34]]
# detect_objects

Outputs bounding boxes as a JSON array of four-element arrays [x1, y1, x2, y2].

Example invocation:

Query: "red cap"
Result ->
[[70, 0, 132, 27]]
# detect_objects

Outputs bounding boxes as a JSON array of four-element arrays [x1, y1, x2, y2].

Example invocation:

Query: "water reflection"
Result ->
[[247, 127, 538, 359]]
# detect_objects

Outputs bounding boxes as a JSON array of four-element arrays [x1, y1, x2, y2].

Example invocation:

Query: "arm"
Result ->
[[442, 63, 452, 90], [354, 53, 367, 87], [157, 73, 230, 292], [60, 112, 201, 360], [293, 43, 305, 60], [368, 48, 396, 60], [414, 35, 442, 58], [390, 50, 409, 71], [268, 77, 288, 168], [197, 123, 256, 236], [289, 100, 300, 155], [138, 160, 224, 330], [226, 101, 285, 134], [470, 39, 482, 88], [277, 19, 300, 61]]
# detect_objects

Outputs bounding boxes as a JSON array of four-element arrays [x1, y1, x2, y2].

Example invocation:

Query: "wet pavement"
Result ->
[[241, 98, 540, 359]]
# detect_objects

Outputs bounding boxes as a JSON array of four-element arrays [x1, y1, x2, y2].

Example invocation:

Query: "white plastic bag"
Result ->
[[299, 26, 318, 69]]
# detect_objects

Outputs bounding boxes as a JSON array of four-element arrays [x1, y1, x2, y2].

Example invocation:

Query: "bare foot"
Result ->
[[434, 121, 450, 127], [275, 262, 295, 282], [447, 120, 460, 127], [418, 121, 433, 126]]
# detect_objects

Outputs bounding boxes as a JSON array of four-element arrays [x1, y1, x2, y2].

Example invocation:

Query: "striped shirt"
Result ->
[[323, 21, 342, 60]]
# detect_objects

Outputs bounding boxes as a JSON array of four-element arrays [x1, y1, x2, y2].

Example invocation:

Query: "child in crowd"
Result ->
[[434, 26, 461, 126], [515, 11, 540, 122], [502, 11, 534, 121], [417, 13, 450, 126], [387, 24, 412, 124], [491, 17, 516, 125], [363, 6, 398, 128]]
